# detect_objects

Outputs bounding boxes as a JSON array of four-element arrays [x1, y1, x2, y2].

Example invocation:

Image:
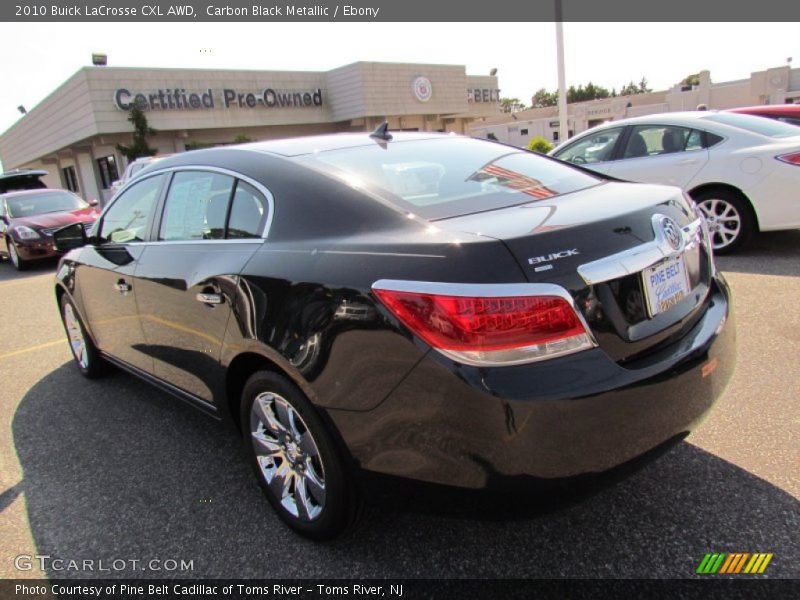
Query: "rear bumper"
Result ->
[[327, 274, 735, 489]]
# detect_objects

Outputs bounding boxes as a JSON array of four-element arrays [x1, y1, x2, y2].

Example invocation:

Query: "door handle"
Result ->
[[196, 292, 223, 306], [114, 280, 132, 294], [678, 159, 699, 165]]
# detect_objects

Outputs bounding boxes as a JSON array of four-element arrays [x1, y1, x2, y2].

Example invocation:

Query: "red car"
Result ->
[[0, 189, 100, 270], [727, 104, 800, 127]]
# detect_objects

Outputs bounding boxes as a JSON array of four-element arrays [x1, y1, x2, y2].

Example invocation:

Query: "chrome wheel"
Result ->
[[8, 242, 19, 268], [63, 303, 89, 369], [250, 392, 326, 522], [698, 198, 742, 251]]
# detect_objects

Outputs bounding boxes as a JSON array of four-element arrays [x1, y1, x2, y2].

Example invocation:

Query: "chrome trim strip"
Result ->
[[109, 165, 275, 239], [577, 216, 705, 286], [140, 239, 264, 246], [371, 279, 598, 366]]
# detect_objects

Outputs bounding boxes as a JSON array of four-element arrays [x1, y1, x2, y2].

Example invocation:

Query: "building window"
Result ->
[[552, 131, 559, 142], [520, 129, 529, 136], [96, 155, 119, 190], [62, 166, 79, 193]]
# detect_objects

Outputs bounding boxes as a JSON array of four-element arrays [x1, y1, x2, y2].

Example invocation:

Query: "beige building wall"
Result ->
[[471, 64, 800, 149], [0, 61, 501, 202]]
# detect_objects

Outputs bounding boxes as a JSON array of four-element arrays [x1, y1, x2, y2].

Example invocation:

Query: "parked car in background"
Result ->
[[53, 131, 733, 539], [0, 168, 49, 193], [108, 155, 172, 197], [0, 189, 100, 270], [550, 111, 800, 252], [728, 104, 800, 127]]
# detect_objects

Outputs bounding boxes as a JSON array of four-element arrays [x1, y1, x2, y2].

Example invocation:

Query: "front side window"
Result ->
[[553, 128, 623, 165], [160, 171, 235, 241], [99, 175, 164, 244], [622, 125, 696, 159]]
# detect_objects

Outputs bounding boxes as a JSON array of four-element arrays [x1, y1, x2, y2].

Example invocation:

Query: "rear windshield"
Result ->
[[6, 191, 88, 218], [703, 113, 800, 138], [302, 137, 600, 219]]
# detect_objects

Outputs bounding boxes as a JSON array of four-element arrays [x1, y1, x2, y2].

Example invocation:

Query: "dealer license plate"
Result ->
[[642, 255, 691, 317]]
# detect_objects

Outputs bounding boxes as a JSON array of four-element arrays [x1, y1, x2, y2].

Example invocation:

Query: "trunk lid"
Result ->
[[435, 181, 714, 363]]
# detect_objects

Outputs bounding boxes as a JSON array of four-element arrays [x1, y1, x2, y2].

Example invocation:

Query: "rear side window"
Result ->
[[305, 137, 600, 219], [705, 131, 724, 148], [227, 181, 269, 239], [99, 175, 164, 244], [160, 171, 235, 241]]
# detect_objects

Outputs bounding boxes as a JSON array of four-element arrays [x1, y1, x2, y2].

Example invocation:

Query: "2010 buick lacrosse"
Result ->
[[53, 128, 734, 539]]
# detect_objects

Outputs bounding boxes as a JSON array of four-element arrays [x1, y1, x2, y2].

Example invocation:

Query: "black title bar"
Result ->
[[4, 0, 800, 22]]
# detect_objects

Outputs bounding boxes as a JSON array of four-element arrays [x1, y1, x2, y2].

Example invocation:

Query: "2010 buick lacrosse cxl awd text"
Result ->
[[52, 127, 734, 539]]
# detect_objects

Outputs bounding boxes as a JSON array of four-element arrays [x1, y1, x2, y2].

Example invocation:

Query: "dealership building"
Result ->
[[471, 65, 800, 147], [0, 62, 500, 203]]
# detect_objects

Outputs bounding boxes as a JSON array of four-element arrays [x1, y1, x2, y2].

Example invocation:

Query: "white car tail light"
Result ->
[[372, 280, 596, 366], [776, 152, 800, 166]]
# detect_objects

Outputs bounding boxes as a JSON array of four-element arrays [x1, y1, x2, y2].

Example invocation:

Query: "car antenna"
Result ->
[[369, 121, 393, 141]]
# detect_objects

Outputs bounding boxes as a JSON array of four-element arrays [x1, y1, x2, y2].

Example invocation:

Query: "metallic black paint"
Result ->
[[54, 134, 735, 491]]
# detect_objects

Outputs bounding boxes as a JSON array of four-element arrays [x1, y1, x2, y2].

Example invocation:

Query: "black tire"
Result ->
[[59, 294, 106, 378], [692, 188, 755, 254], [7, 241, 28, 271], [240, 370, 361, 540]]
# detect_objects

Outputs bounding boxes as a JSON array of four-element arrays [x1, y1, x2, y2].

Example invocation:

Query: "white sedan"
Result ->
[[550, 111, 800, 252]]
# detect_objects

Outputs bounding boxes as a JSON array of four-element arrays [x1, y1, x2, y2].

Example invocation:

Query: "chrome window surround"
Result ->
[[577, 215, 706, 286], [99, 165, 275, 242], [371, 279, 598, 367]]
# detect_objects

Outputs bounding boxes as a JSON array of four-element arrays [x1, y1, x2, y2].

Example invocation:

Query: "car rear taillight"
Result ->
[[372, 281, 595, 366], [776, 152, 800, 166]]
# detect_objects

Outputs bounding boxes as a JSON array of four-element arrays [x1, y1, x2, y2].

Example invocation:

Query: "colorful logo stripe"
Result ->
[[697, 553, 773, 574]]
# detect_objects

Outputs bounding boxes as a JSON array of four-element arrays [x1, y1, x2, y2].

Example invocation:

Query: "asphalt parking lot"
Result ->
[[0, 232, 798, 580]]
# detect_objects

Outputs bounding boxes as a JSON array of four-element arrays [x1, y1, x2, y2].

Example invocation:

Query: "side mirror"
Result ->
[[88, 198, 99, 207], [53, 222, 88, 253]]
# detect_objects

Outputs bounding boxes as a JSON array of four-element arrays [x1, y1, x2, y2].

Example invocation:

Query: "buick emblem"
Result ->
[[659, 216, 683, 251]]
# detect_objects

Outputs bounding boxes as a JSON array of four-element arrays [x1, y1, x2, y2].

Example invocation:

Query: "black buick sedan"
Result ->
[[53, 130, 734, 539]]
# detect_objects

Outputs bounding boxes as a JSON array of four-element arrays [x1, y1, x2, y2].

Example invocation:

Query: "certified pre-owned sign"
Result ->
[[114, 87, 324, 111]]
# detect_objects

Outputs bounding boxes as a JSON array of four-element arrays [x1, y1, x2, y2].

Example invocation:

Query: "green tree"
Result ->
[[527, 136, 554, 154], [501, 97, 526, 113], [567, 82, 610, 103], [620, 77, 652, 96], [531, 88, 558, 108], [115, 103, 157, 161], [233, 134, 252, 143], [681, 73, 701, 87]]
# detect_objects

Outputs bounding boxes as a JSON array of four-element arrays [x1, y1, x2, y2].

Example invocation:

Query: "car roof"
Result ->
[[576, 111, 722, 132], [728, 104, 800, 116], [0, 168, 48, 181], [238, 131, 450, 157]]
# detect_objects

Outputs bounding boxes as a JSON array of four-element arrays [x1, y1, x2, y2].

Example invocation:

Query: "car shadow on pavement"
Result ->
[[0, 258, 58, 283], [716, 230, 800, 277], [11, 363, 800, 579]]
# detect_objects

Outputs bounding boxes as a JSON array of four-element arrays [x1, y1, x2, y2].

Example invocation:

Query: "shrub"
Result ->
[[527, 136, 554, 154]]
